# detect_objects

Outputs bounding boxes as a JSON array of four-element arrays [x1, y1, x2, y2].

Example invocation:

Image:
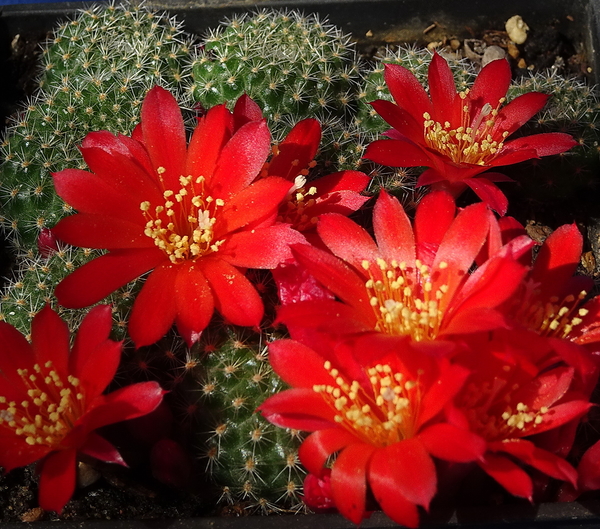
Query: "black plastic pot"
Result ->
[[1, 0, 600, 527]]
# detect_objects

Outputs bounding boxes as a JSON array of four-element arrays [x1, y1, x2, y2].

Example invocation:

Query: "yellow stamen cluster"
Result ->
[[140, 170, 225, 264], [0, 361, 85, 447], [501, 402, 547, 431], [362, 258, 448, 341], [423, 94, 509, 166], [522, 290, 588, 339], [313, 361, 419, 447], [276, 169, 319, 231]]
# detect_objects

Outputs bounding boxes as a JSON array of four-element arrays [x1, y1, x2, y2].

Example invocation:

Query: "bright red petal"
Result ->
[[478, 452, 532, 500], [268, 339, 332, 388], [70, 305, 114, 379], [210, 120, 271, 199], [493, 92, 549, 137], [468, 58, 511, 112], [464, 177, 508, 215], [299, 429, 358, 476], [218, 176, 292, 234], [198, 258, 263, 327], [38, 449, 77, 514], [364, 138, 431, 168], [79, 432, 127, 466], [428, 52, 458, 124], [55, 248, 165, 309], [414, 190, 456, 265], [418, 423, 485, 462], [488, 439, 577, 486], [52, 213, 150, 249], [83, 381, 165, 432], [330, 443, 375, 524], [317, 213, 379, 271], [267, 118, 321, 180], [31, 305, 70, 377], [384, 63, 433, 122], [369, 438, 436, 509], [128, 263, 179, 347], [186, 103, 234, 180], [141, 86, 187, 191], [174, 261, 214, 337], [258, 388, 336, 431], [373, 190, 415, 265]]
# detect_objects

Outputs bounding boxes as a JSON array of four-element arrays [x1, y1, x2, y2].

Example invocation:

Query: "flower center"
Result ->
[[362, 258, 448, 341], [423, 93, 509, 166], [313, 361, 420, 447], [459, 376, 549, 441], [275, 174, 319, 231], [0, 361, 85, 447], [140, 169, 225, 264], [520, 290, 588, 339]]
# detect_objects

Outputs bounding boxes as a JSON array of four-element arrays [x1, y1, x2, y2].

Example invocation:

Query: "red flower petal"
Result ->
[[128, 263, 179, 347], [364, 138, 431, 168], [79, 432, 127, 466], [468, 58, 511, 112], [268, 339, 332, 388], [418, 423, 486, 462], [369, 99, 424, 142], [488, 438, 577, 486], [291, 244, 372, 317], [198, 258, 263, 327], [312, 170, 370, 195], [174, 262, 214, 338], [373, 190, 415, 265], [493, 92, 550, 137], [52, 168, 147, 220], [258, 388, 336, 431], [38, 448, 77, 514], [267, 118, 321, 180], [232, 94, 263, 129], [317, 213, 379, 271], [299, 429, 358, 476], [478, 452, 533, 500], [31, 305, 70, 378], [140, 86, 187, 191], [83, 381, 165, 433], [55, 248, 165, 309], [464, 177, 508, 215], [219, 176, 293, 235], [0, 322, 35, 388], [369, 438, 436, 509], [52, 213, 151, 250], [186, 104, 234, 181], [210, 120, 271, 199], [331, 443, 375, 524], [384, 63, 433, 122], [414, 190, 456, 265], [70, 305, 115, 382], [428, 52, 458, 125]]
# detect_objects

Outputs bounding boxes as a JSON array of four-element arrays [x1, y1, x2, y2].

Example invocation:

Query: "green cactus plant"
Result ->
[[197, 329, 306, 513], [191, 9, 360, 143]]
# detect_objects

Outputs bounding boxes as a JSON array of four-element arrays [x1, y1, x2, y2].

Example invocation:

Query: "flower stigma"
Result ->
[[140, 169, 225, 264], [362, 258, 448, 341], [0, 361, 85, 447], [313, 361, 420, 447]]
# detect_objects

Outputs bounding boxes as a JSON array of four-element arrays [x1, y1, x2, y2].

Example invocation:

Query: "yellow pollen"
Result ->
[[277, 181, 320, 231], [423, 98, 506, 166], [0, 361, 85, 448], [140, 174, 224, 264], [314, 361, 420, 446], [363, 258, 448, 341], [522, 290, 588, 339]]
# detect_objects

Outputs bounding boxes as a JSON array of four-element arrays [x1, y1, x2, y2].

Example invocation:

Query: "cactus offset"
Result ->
[[198, 329, 306, 513]]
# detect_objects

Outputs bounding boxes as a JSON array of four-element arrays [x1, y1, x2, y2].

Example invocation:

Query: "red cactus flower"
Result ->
[[237, 95, 371, 305], [52, 87, 304, 347], [0, 305, 164, 513], [259, 334, 485, 527], [278, 190, 532, 356], [364, 53, 577, 214], [452, 331, 591, 500]]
